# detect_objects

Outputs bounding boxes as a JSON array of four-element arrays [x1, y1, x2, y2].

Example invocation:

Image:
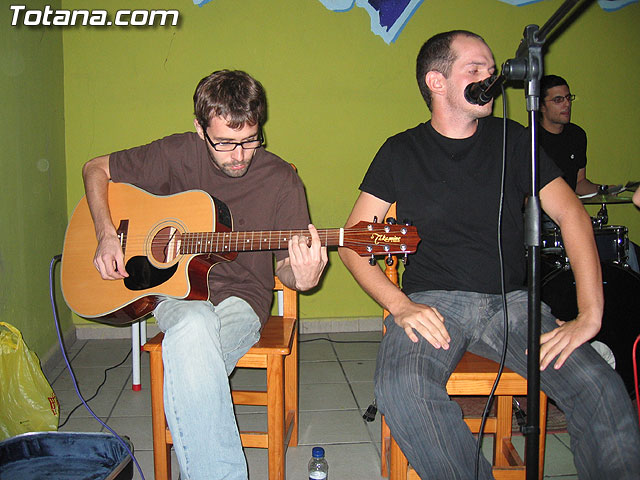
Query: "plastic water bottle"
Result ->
[[308, 446, 328, 479]]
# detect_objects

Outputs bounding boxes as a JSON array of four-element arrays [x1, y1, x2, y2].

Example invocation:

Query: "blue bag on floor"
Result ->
[[0, 432, 133, 480]]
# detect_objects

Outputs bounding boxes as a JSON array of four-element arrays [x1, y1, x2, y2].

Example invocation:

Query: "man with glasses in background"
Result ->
[[82, 69, 327, 479], [539, 74, 609, 195]]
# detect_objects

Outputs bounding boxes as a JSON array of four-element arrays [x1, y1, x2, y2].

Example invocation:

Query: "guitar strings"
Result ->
[[66, 236, 412, 249]]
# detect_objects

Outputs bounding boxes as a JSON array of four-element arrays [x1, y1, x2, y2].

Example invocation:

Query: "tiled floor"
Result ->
[[48, 331, 579, 479]]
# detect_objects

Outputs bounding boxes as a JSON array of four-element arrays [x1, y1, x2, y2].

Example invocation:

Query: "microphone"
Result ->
[[464, 74, 504, 106]]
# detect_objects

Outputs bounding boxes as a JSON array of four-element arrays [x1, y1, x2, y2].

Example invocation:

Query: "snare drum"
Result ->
[[593, 225, 629, 265], [542, 262, 640, 395], [543, 224, 630, 266], [541, 225, 564, 256]]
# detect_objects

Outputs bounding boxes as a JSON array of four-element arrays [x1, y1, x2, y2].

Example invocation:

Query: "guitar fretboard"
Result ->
[[179, 229, 343, 254]]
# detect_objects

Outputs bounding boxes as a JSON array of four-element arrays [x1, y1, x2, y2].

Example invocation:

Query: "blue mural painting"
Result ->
[[317, 0, 424, 44], [596, 0, 638, 11], [193, 0, 638, 42]]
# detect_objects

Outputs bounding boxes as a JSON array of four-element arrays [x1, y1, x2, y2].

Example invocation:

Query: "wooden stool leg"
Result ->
[[267, 354, 285, 480], [148, 348, 171, 480], [381, 415, 391, 477], [285, 328, 298, 447], [494, 395, 514, 467], [390, 436, 409, 480], [538, 392, 547, 480]]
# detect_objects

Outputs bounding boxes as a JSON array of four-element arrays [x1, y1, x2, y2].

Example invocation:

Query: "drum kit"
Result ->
[[541, 187, 640, 396]]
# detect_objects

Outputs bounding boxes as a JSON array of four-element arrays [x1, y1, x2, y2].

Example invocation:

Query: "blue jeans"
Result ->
[[375, 290, 640, 480], [154, 296, 261, 480]]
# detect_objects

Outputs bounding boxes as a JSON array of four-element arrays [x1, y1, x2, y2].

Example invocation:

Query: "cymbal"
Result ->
[[580, 194, 634, 205]]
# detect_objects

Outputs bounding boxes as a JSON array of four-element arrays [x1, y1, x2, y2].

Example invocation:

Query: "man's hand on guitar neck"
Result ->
[[94, 232, 129, 280], [276, 224, 328, 291]]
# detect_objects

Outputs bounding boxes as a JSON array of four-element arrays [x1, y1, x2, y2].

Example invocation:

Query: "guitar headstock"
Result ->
[[342, 220, 421, 258]]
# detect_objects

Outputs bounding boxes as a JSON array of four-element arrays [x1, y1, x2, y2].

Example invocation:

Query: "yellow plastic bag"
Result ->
[[0, 322, 59, 440]]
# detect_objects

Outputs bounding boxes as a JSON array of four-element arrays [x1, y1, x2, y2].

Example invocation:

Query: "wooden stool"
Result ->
[[381, 352, 548, 480], [142, 278, 298, 480], [380, 203, 547, 480]]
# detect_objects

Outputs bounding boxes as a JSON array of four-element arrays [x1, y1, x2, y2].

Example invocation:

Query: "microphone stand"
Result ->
[[499, 1, 584, 478]]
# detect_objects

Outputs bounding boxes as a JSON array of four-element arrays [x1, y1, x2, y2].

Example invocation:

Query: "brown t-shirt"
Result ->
[[109, 132, 310, 324]]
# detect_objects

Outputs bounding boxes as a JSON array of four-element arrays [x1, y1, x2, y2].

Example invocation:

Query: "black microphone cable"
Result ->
[[474, 85, 511, 480]]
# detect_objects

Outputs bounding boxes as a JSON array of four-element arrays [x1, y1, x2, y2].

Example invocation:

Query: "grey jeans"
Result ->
[[375, 289, 640, 480]]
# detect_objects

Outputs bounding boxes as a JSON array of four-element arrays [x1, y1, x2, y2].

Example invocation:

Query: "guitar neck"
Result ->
[[180, 228, 342, 254]]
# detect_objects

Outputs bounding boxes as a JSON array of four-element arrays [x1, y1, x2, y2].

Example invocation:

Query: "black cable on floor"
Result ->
[[57, 347, 132, 429], [299, 337, 380, 344]]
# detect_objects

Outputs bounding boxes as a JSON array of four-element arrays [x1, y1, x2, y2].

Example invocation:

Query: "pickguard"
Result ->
[[124, 256, 179, 291]]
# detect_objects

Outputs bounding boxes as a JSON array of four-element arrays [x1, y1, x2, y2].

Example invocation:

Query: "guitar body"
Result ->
[[61, 183, 234, 325]]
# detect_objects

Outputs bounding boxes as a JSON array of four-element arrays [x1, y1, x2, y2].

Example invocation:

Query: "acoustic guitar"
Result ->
[[61, 182, 420, 325]]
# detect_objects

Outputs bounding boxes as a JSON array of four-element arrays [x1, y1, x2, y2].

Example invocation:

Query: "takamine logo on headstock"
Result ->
[[370, 233, 402, 244]]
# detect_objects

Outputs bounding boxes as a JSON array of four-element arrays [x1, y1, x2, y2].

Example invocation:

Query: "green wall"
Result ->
[[0, 0, 71, 359], [62, 0, 640, 324]]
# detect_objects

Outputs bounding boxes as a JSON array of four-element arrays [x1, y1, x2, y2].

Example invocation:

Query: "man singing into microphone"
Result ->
[[339, 30, 640, 479]]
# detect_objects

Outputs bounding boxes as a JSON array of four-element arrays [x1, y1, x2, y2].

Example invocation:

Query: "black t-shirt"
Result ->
[[360, 117, 561, 295], [538, 123, 587, 191]]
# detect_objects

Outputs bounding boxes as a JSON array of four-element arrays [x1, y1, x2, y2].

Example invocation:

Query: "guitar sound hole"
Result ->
[[151, 226, 182, 264]]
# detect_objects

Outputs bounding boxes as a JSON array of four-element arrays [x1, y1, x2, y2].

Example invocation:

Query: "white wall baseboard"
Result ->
[[72, 316, 383, 340]]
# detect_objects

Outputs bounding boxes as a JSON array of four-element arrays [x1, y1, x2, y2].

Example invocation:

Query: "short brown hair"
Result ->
[[416, 30, 487, 110], [193, 70, 267, 130]]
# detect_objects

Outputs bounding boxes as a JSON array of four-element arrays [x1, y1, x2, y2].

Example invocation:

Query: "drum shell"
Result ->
[[593, 225, 628, 265], [542, 224, 630, 266], [541, 226, 565, 257], [541, 261, 640, 395]]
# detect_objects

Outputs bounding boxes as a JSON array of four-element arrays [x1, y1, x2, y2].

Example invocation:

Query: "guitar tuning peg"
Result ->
[[386, 217, 397, 225], [372, 216, 378, 224], [402, 253, 409, 265], [369, 255, 377, 266], [385, 254, 394, 266], [403, 219, 413, 226]]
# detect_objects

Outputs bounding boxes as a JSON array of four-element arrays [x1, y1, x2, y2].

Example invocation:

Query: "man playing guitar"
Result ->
[[81, 70, 328, 480]]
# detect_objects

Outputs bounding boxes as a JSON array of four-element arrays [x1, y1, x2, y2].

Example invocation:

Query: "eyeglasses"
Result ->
[[204, 130, 264, 152], [546, 94, 576, 104]]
